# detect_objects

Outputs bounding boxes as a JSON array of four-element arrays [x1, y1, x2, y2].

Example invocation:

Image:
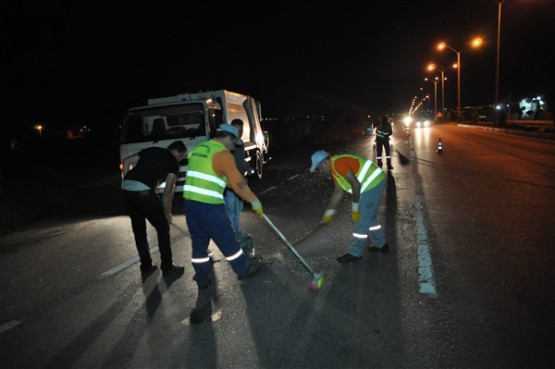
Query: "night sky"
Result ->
[[2, 1, 553, 132]]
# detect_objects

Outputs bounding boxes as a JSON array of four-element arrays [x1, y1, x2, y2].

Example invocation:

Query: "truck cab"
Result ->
[[119, 90, 270, 194]]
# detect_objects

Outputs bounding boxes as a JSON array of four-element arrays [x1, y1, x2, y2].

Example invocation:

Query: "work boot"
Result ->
[[189, 285, 212, 325], [238, 258, 261, 280], [367, 243, 389, 255], [140, 263, 158, 277], [240, 234, 256, 258], [337, 253, 362, 263], [377, 160, 383, 168], [387, 161, 394, 170], [161, 264, 185, 277]]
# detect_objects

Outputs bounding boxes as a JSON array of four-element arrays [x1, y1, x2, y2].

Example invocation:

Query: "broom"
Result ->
[[394, 148, 410, 166], [262, 214, 324, 291]]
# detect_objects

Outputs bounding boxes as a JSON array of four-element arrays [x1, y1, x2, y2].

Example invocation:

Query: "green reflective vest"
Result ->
[[183, 140, 228, 204], [332, 154, 385, 194]]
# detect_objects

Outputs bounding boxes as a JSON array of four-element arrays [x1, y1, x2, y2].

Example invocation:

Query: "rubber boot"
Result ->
[[240, 234, 255, 258], [189, 284, 212, 325]]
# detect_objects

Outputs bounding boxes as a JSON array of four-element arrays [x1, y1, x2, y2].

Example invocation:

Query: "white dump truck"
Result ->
[[119, 89, 270, 194]]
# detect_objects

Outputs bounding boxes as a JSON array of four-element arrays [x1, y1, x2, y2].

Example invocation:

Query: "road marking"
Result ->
[[0, 319, 22, 334], [96, 247, 159, 280], [257, 186, 277, 196], [415, 196, 437, 296], [257, 173, 301, 197]]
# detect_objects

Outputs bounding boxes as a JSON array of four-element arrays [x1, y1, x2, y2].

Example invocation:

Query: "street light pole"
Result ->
[[440, 69, 445, 120], [437, 37, 483, 122], [495, 0, 505, 125], [456, 50, 461, 121], [427, 63, 451, 121], [433, 77, 439, 119], [436, 44, 463, 121], [426, 77, 439, 119]]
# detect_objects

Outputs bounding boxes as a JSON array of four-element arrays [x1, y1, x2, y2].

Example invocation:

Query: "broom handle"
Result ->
[[262, 214, 316, 275]]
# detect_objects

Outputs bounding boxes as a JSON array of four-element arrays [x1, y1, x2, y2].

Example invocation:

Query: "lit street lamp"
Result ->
[[419, 86, 431, 112], [427, 63, 454, 121], [437, 37, 483, 121], [424, 77, 439, 119], [34, 124, 44, 139]]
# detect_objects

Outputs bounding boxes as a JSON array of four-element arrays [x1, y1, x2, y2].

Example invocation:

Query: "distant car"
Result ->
[[414, 117, 432, 128], [404, 115, 432, 129]]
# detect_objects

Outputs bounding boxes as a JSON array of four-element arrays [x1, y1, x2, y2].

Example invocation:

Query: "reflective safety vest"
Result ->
[[376, 129, 388, 139], [331, 154, 385, 193], [376, 121, 392, 139], [183, 140, 228, 204]]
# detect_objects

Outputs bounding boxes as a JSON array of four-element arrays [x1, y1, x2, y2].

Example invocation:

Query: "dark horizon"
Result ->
[[3, 1, 553, 132]]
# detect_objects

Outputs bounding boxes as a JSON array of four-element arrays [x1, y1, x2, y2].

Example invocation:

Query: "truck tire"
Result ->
[[255, 150, 263, 180], [263, 130, 270, 152]]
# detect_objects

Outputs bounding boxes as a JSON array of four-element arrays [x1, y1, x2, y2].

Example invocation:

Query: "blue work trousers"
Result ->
[[184, 199, 249, 287], [224, 189, 244, 240], [348, 179, 387, 257]]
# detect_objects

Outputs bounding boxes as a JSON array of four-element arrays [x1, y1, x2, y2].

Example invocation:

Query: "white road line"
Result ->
[[415, 195, 437, 296], [97, 247, 159, 280], [0, 319, 22, 334], [257, 186, 277, 196]]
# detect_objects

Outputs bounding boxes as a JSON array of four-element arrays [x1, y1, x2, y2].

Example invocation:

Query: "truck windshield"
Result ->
[[121, 103, 206, 143]]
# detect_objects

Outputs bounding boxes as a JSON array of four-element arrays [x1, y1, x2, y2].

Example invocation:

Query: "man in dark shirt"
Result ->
[[121, 140, 187, 278], [224, 119, 254, 256]]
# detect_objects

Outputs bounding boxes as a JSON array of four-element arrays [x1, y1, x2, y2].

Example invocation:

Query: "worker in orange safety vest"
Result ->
[[310, 150, 390, 263]]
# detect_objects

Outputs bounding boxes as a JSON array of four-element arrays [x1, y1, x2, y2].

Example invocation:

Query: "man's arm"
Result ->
[[161, 172, 177, 223], [344, 171, 361, 202], [325, 170, 360, 210], [122, 154, 140, 177], [326, 183, 345, 210], [213, 151, 257, 202]]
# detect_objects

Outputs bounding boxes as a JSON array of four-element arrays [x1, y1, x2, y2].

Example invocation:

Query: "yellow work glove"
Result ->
[[352, 202, 360, 222], [321, 209, 336, 225], [250, 198, 263, 217]]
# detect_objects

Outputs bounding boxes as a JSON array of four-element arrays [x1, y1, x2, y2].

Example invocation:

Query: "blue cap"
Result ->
[[310, 150, 329, 172], [217, 124, 239, 138]]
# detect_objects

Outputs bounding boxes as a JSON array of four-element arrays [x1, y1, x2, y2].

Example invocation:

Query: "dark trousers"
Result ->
[[184, 199, 249, 287], [122, 191, 173, 270], [376, 138, 391, 166]]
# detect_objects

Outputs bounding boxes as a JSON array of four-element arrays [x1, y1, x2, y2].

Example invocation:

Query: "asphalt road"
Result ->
[[0, 124, 553, 369]]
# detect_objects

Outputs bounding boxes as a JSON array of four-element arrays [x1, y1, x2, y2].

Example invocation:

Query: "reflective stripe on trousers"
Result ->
[[348, 178, 387, 257], [184, 199, 248, 286]]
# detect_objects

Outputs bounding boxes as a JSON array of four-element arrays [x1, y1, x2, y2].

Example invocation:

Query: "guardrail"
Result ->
[[506, 119, 553, 128]]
